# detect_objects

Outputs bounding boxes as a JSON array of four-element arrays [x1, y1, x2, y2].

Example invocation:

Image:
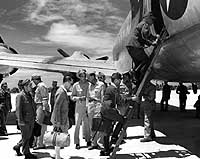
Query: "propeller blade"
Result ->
[[96, 56, 109, 61], [57, 48, 70, 57]]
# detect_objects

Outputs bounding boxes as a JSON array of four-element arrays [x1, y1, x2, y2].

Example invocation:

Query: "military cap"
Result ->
[[21, 79, 30, 86], [111, 72, 122, 80], [98, 72, 105, 78], [77, 69, 87, 78], [143, 11, 156, 20], [31, 74, 41, 80]]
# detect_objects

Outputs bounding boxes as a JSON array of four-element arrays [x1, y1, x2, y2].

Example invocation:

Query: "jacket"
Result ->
[[101, 83, 123, 123], [0, 89, 12, 111], [51, 86, 69, 126], [16, 91, 36, 125]]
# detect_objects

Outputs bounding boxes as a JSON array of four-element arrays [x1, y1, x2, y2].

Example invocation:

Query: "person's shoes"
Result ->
[[33, 146, 46, 150], [100, 150, 110, 156], [140, 137, 152, 142], [75, 144, 80, 149], [88, 145, 99, 150], [13, 145, 23, 156], [86, 141, 91, 147], [24, 153, 37, 159]]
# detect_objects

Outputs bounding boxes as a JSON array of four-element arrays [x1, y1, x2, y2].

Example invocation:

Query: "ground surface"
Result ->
[[1, 90, 200, 159]]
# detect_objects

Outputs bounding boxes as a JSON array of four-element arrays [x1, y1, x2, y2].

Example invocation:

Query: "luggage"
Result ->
[[43, 131, 70, 147]]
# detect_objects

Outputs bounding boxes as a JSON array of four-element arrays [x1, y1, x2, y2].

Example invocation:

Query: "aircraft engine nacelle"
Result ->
[[0, 43, 18, 77]]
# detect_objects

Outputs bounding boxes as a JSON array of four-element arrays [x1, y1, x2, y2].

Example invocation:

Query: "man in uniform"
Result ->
[[0, 82, 12, 135], [176, 82, 190, 112], [15, 79, 37, 159], [140, 80, 156, 142], [160, 81, 171, 111], [31, 74, 50, 150], [126, 12, 158, 82], [87, 72, 105, 150], [100, 72, 125, 156]]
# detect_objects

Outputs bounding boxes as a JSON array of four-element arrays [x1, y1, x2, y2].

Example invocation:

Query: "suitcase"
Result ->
[[43, 131, 70, 147]]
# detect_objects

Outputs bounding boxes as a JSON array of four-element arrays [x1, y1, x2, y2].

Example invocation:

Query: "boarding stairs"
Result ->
[[109, 28, 169, 159]]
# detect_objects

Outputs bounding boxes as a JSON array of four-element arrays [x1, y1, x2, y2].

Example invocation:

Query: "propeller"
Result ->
[[57, 48, 70, 57], [96, 56, 109, 61]]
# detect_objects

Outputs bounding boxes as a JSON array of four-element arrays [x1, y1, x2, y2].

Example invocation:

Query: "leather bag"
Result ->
[[43, 131, 70, 147]]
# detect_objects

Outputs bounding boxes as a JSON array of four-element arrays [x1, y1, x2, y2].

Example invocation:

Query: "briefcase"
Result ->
[[43, 131, 70, 147]]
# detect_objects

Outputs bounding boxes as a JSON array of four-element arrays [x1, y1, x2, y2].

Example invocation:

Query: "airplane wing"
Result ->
[[0, 52, 116, 76]]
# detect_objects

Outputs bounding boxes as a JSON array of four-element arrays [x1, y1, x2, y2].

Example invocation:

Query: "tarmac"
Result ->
[[1, 90, 200, 159]]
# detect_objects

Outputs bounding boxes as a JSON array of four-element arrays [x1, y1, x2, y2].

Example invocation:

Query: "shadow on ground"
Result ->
[[6, 104, 200, 158], [127, 103, 200, 158], [117, 150, 192, 159]]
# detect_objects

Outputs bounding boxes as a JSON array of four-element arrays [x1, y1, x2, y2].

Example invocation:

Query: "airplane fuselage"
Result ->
[[113, 0, 200, 82]]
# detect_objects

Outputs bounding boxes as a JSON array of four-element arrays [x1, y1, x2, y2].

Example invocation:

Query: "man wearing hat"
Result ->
[[100, 72, 125, 156], [71, 69, 91, 149], [15, 79, 37, 159], [31, 74, 50, 150], [126, 11, 159, 82]]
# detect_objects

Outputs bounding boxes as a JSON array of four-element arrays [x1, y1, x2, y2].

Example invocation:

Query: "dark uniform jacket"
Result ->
[[162, 84, 171, 100], [129, 21, 156, 48], [16, 91, 36, 125], [101, 84, 123, 123], [176, 85, 190, 100], [0, 89, 12, 112]]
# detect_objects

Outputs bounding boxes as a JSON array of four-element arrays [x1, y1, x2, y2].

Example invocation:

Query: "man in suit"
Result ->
[[15, 79, 37, 159], [51, 75, 73, 159]]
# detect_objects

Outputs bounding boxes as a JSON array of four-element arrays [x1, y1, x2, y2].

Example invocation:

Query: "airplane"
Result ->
[[0, 39, 116, 80], [113, 0, 200, 83], [0, 0, 200, 84]]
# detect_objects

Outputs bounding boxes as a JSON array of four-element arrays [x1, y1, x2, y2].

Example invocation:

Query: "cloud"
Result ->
[[23, 0, 125, 56], [0, 24, 16, 30], [44, 22, 115, 55]]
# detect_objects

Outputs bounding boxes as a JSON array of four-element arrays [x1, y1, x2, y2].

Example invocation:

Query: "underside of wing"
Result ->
[[0, 53, 116, 76], [153, 24, 200, 82]]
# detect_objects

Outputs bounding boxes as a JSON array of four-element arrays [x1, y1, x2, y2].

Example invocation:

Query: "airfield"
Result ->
[[1, 90, 200, 159]]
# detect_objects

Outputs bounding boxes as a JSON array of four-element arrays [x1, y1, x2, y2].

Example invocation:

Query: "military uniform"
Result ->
[[0, 85, 12, 135], [160, 82, 171, 111], [140, 82, 156, 142], [34, 81, 50, 148], [15, 90, 36, 155], [176, 83, 190, 112]]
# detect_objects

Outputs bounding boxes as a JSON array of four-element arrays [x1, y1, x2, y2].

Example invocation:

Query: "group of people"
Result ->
[[0, 11, 160, 159], [1, 67, 157, 159], [160, 81, 193, 112]]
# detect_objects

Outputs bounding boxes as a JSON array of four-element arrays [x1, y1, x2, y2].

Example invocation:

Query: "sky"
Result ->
[[0, 0, 130, 88]]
